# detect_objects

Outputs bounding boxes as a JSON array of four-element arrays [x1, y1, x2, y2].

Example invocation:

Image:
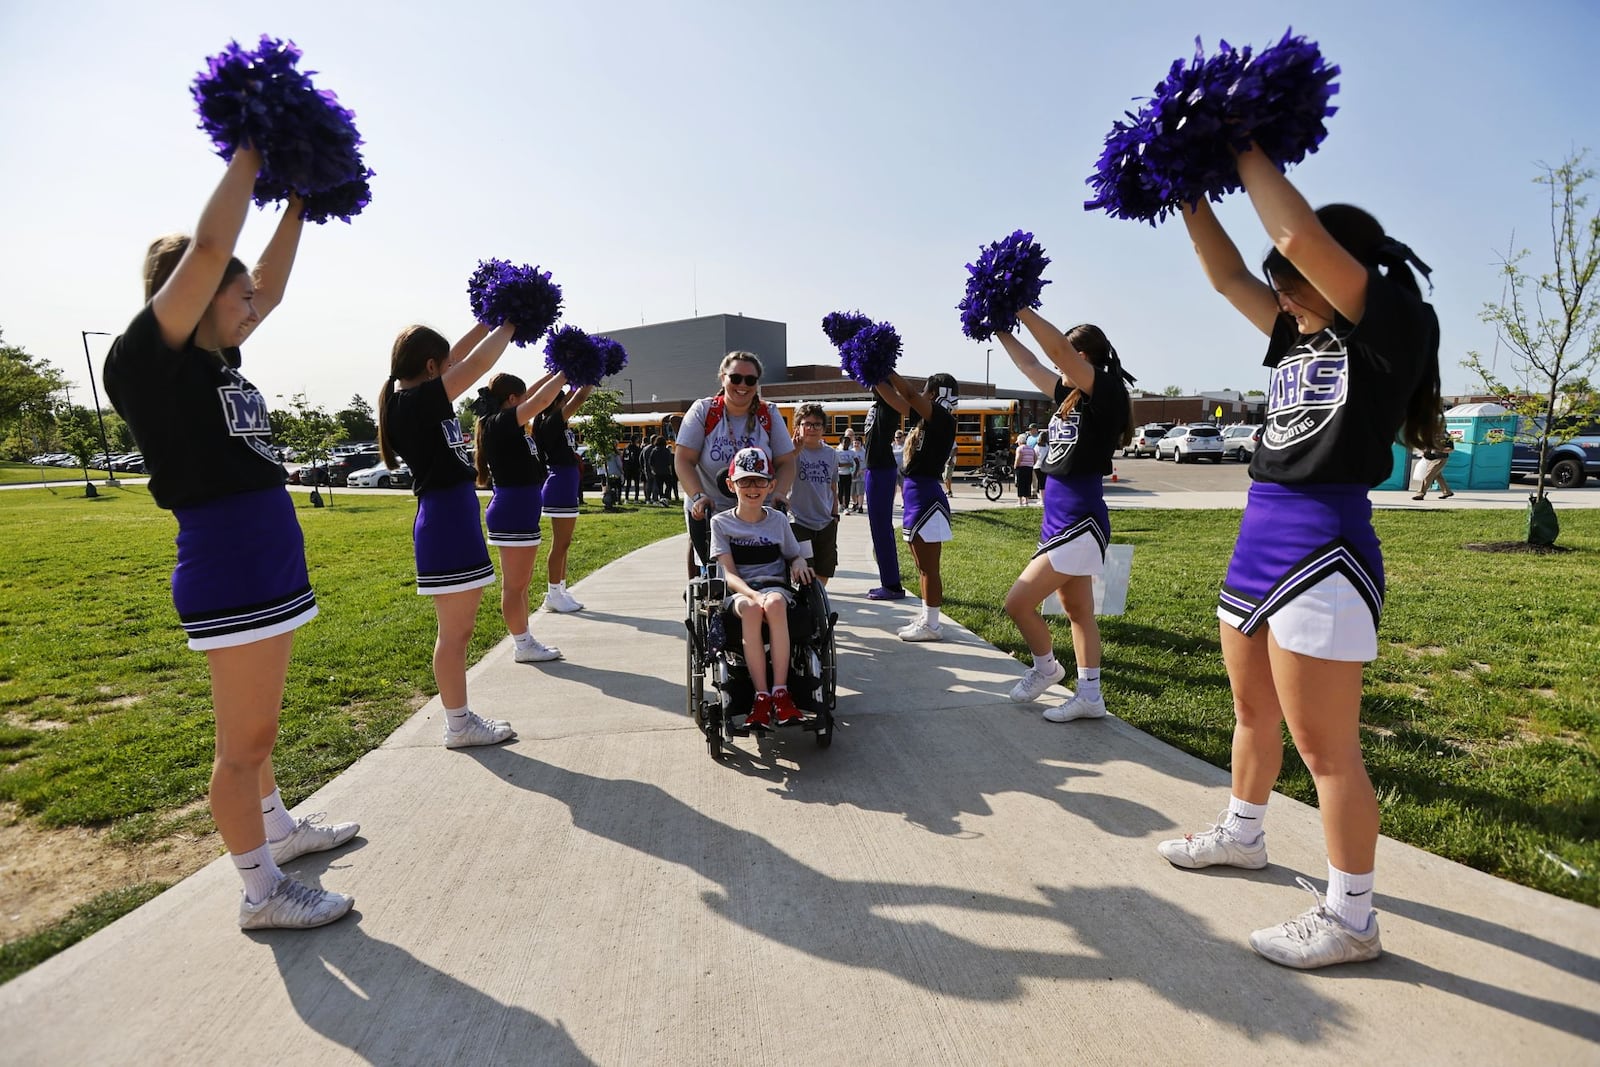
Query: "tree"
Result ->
[[1464, 150, 1599, 544], [1162, 385, 1183, 397], [0, 332, 66, 459], [278, 394, 347, 506], [59, 405, 101, 495], [336, 393, 377, 443], [576, 387, 624, 458]]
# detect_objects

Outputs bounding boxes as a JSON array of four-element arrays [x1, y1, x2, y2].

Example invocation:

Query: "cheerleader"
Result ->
[[531, 384, 593, 612], [378, 321, 518, 748], [103, 147, 356, 930], [877, 372, 959, 641], [472, 370, 569, 661], [997, 316, 1133, 721], [1157, 145, 1443, 969]]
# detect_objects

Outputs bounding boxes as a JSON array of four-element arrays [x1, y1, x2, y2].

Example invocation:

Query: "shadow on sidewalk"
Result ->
[[450, 745, 1350, 1043], [256, 922, 595, 1065]]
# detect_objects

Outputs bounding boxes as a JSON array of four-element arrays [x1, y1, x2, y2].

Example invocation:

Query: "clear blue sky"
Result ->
[[2, 0, 1595, 413]]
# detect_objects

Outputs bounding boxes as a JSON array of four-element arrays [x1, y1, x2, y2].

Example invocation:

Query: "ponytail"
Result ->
[[377, 378, 399, 469]]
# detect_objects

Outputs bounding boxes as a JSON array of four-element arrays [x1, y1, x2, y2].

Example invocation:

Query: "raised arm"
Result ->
[[1015, 309, 1098, 394], [447, 323, 491, 371], [885, 372, 933, 421], [514, 371, 567, 423], [441, 322, 515, 402], [996, 331, 1064, 396], [561, 385, 593, 421], [873, 380, 912, 417], [248, 194, 305, 326], [1181, 198, 1280, 336], [151, 146, 263, 351], [1235, 145, 1370, 324]]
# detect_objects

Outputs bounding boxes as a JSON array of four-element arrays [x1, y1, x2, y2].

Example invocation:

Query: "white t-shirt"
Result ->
[[675, 396, 794, 514]]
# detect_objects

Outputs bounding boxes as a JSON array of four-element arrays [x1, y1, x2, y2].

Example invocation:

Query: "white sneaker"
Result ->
[[444, 711, 516, 749], [543, 589, 583, 613], [1155, 811, 1268, 869], [238, 876, 354, 930], [897, 622, 943, 642], [514, 637, 562, 662], [1010, 660, 1066, 702], [1042, 692, 1107, 722], [1250, 877, 1383, 969], [268, 813, 360, 865]]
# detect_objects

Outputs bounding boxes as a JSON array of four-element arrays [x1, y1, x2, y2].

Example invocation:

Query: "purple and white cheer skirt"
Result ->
[[172, 486, 317, 651], [1219, 482, 1384, 662], [414, 481, 495, 595]]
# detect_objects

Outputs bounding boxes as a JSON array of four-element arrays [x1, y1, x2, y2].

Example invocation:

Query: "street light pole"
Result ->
[[624, 377, 635, 409], [985, 349, 992, 394], [80, 331, 116, 485]]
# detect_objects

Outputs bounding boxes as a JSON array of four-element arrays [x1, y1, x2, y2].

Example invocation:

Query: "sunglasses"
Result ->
[[724, 373, 760, 386]]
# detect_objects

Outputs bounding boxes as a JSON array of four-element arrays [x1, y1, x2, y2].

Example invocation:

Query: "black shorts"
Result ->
[[791, 520, 839, 578]]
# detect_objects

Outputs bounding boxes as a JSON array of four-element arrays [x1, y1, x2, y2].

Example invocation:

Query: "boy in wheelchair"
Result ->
[[710, 447, 816, 729]]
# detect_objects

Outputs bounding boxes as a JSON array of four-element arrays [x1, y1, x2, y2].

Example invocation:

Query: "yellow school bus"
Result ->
[[570, 411, 684, 449], [777, 398, 1015, 469]]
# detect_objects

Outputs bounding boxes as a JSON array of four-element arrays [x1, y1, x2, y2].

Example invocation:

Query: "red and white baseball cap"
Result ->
[[728, 447, 774, 483]]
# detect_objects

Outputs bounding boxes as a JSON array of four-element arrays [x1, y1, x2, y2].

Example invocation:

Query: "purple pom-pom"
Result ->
[[1084, 31, 1339, 224], [595, 336, 629, 378], [191, 36, 370, 214], [544, 325, 608, 387], [821, 311, 872, 347], [957, 231, 1052, 341], [296, 168, 374, 224], [466, 258, 564, 346], [838, 322, 901, 388]]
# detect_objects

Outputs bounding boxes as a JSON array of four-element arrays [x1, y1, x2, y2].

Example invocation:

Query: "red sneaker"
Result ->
[[772, 688, 804, 724], [745, 693, 773, 729]]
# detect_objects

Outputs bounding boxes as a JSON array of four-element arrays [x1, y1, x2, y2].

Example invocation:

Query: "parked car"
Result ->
[[573, 445, 606, 492], [1220, 424, 1262, 461], [1155, 424, 1225, 463], [346, 462, 412, 489], [1123, 424, 1171, 458], [1510, 414, 1600, 488], [292, 450, 381, 487]]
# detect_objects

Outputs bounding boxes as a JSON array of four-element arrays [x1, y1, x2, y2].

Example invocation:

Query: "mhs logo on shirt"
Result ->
[[1045, 411, 1080, 466], [442, 417, 472, 466], [1263, 348, 1349, 450], [217, 378, 280, 464]]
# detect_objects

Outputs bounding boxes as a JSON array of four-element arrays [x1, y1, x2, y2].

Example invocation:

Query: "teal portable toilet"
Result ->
[[1375, 440, 1412, 490], [1445, 402, 1516, 489]]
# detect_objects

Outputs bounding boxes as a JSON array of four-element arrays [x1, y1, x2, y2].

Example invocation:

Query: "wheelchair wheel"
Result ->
[[984, 475, 1003, 502], [686, 639, 704, 729]]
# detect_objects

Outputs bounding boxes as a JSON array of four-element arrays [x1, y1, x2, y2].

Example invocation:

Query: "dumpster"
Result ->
[[1445, 402, 1516, 489]]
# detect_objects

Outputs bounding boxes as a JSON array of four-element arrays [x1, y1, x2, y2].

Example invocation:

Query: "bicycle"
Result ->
[[977, 457, 1014, 502]]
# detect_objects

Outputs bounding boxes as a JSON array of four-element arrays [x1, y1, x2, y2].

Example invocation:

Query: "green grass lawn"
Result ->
[[0, 461, 117, 485], [0, 487, 685, 840], [909, 506, 1600, 906]]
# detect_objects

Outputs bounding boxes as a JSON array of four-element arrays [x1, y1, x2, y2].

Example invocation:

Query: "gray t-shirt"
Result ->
[[789, 444, 838, 530], [710, 506, 804, 586], [674, 396, 795, 516]]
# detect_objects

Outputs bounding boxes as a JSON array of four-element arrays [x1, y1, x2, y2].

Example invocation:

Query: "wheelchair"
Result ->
[[684, 562, 838, 760]]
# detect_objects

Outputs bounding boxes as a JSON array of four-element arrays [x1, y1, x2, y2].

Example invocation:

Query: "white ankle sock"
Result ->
[[924, 606, 941, 628], [445, 705, 472, 732], [1032, 652, 1057, 671], [1075, 667, 1102, 701], [233, 843, 284, 905], [512, 630, 534, 649], [260, 788, 297, 842], [1223, 796, 1268, 842], [1326, 864, 1375, 930]]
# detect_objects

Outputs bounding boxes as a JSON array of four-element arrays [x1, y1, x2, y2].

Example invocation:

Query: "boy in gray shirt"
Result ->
[[786, 402, 840, 585]]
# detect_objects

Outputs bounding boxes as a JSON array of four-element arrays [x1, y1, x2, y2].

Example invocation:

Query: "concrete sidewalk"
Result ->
[[3, 505, 1597, 1064]]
